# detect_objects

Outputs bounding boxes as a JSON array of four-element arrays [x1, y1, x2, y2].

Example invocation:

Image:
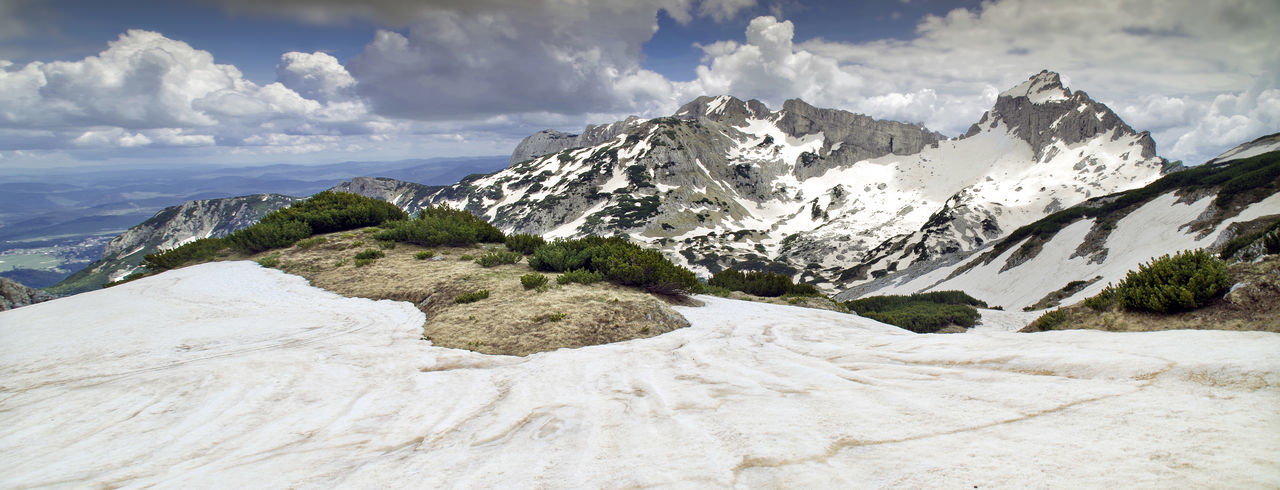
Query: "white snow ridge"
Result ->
[[2, 262, 1278, 487]]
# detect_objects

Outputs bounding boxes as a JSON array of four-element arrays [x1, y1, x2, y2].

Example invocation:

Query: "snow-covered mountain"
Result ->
[[49, 194, 299, 294], [355, 71, 1168, 290], [840, 140, 1280, 310]]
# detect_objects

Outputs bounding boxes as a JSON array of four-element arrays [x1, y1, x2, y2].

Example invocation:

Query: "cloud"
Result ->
[[0, 29, 397, 158]]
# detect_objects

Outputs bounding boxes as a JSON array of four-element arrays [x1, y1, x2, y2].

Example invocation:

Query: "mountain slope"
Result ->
[[841, 146, 1280, 310], [353, 71, 1166, 291], [0, 277, 53, 311], [48, 194, 299, 295]]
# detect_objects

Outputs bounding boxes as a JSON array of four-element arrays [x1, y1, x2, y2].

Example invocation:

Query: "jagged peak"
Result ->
[[674, 95, 770, 122], [998, 70, 1071, 104]]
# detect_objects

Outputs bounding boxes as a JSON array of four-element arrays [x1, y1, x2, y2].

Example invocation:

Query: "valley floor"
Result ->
[[1, 262, 1277, 487]]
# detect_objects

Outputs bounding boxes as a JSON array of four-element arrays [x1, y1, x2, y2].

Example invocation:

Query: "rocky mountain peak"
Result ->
[[674, 95, 771, 125], [967, 69, 1157, 160]]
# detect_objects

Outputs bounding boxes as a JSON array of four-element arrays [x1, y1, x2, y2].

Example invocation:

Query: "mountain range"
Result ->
[[40, 71, 1280, 307]]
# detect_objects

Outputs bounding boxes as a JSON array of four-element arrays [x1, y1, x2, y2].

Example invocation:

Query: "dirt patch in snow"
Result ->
[[1022, 255, 1280, 333], [249, 228, 690, 356]]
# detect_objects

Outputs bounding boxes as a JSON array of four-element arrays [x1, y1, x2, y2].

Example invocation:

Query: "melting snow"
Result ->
[[2, 262, 1278, 487]]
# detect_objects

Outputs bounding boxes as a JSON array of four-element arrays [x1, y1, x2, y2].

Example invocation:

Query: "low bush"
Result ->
[[844, 290, 987, 334], [354, 258, 375, 268], [476, 251, 522, 267], [143, 237, 228, 271], [455, 289, 490, 304], [1115, 249, 1230, 313], [861, 303, 981, 334], [708, 267, 819, 297], [844, 290, 988, 314], [378, 240, 397, 250], [701, 284, 732, 297], [256, 253, 281, 268], [354, 249, 385, 260], [528, 236, 698, 296], [294, 236, 327, 249], [1027, 309, 1069, 331], [459, 254, 475, 261], [505, 233, 546, 255], [520, 273, 548, 290], [227, 219, 312, 253], [375, 205, 504, 247], [1082, 285, 1118, 312], [557, 268, 603, 285], [257, 191, 407, 235], [415, 250, 435, 260]]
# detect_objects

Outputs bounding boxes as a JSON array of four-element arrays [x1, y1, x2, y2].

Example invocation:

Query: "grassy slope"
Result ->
[[228, 228, 692, 356]]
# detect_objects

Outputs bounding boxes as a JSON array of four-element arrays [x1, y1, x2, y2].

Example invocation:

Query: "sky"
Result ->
[[0, 0, 1276, 168]]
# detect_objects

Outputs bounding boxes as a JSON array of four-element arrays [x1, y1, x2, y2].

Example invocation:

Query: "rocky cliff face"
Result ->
[[0, 277, 53, 311], [51, 194, 299, 295], [377, 72, 1167, 292], [508, 117, 641, 165]]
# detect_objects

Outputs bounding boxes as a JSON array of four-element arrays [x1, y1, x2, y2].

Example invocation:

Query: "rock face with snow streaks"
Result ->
[[342, 71, 1167, 292]]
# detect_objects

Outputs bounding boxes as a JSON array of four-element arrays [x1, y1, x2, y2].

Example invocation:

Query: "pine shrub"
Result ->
[[415, 250, 435, 260], [454, 289, 490, 304], [1082, 285, 1118, 312], [227, 219, 312, 253], [375, 205, 504, 247], [528, 236, 698, 296], [520, 273, 548, 290], [257, 191, 407, 235], [505, 233, 546, 255], [354, 249, 385, 260], [476, 251, 522, 267], [844, 290, 987, 333], [1115, 249, 1230, 313], [708, 267, 819, 297], [1027, 309, 1069, 331], [557, 269, 603, 285]]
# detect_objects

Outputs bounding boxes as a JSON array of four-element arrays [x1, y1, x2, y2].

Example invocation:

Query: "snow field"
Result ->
[[2, 262, 1277, 487]]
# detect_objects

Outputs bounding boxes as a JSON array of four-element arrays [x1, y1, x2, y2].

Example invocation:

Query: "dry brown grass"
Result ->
[[1022, 255, 1280, 333], [242, 229, 691, 356]]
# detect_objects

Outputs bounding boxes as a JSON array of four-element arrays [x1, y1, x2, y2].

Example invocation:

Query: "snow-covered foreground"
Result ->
[[2, 262, 1278, 487]]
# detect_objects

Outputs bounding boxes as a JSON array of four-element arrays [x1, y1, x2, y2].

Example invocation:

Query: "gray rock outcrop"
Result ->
[[1, 277, 54, 311], [508, 116, 641, 165]]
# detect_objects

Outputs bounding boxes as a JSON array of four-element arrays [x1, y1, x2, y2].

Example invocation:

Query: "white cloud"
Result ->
[[0, 29, 402, 160]]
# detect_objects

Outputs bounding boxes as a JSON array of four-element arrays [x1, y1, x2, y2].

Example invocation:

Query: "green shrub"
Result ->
[[701, 284, 732, 297], [294, 236, 327, 249], [354, 258, 375, 268], [375, 205, 504, 247], [861, 302, 981, 334], [1115, 249, 1230, 313], [505, 233, 546, 255], [459, 254, 475, 261], [708, 267, 819, 297], [844, 290, 987, 314], [844, 290, 987, 334], [557, 268, 603, 285], [354, 248, 385, 260], [256, 253, 282, 268], [454, 289, 490, 304], [143, 237, 228, 271], [476, 251, 522, 267], [529, 236, 697, 295], [257, 191, 407, 235], [415, 250, 435, 260], [1027, 309, 1069, 331], [521, 273, 548, 290], [227, 219, 312, 253], [378, 240, 397, 250], [1082, 285, 1118, 312]]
